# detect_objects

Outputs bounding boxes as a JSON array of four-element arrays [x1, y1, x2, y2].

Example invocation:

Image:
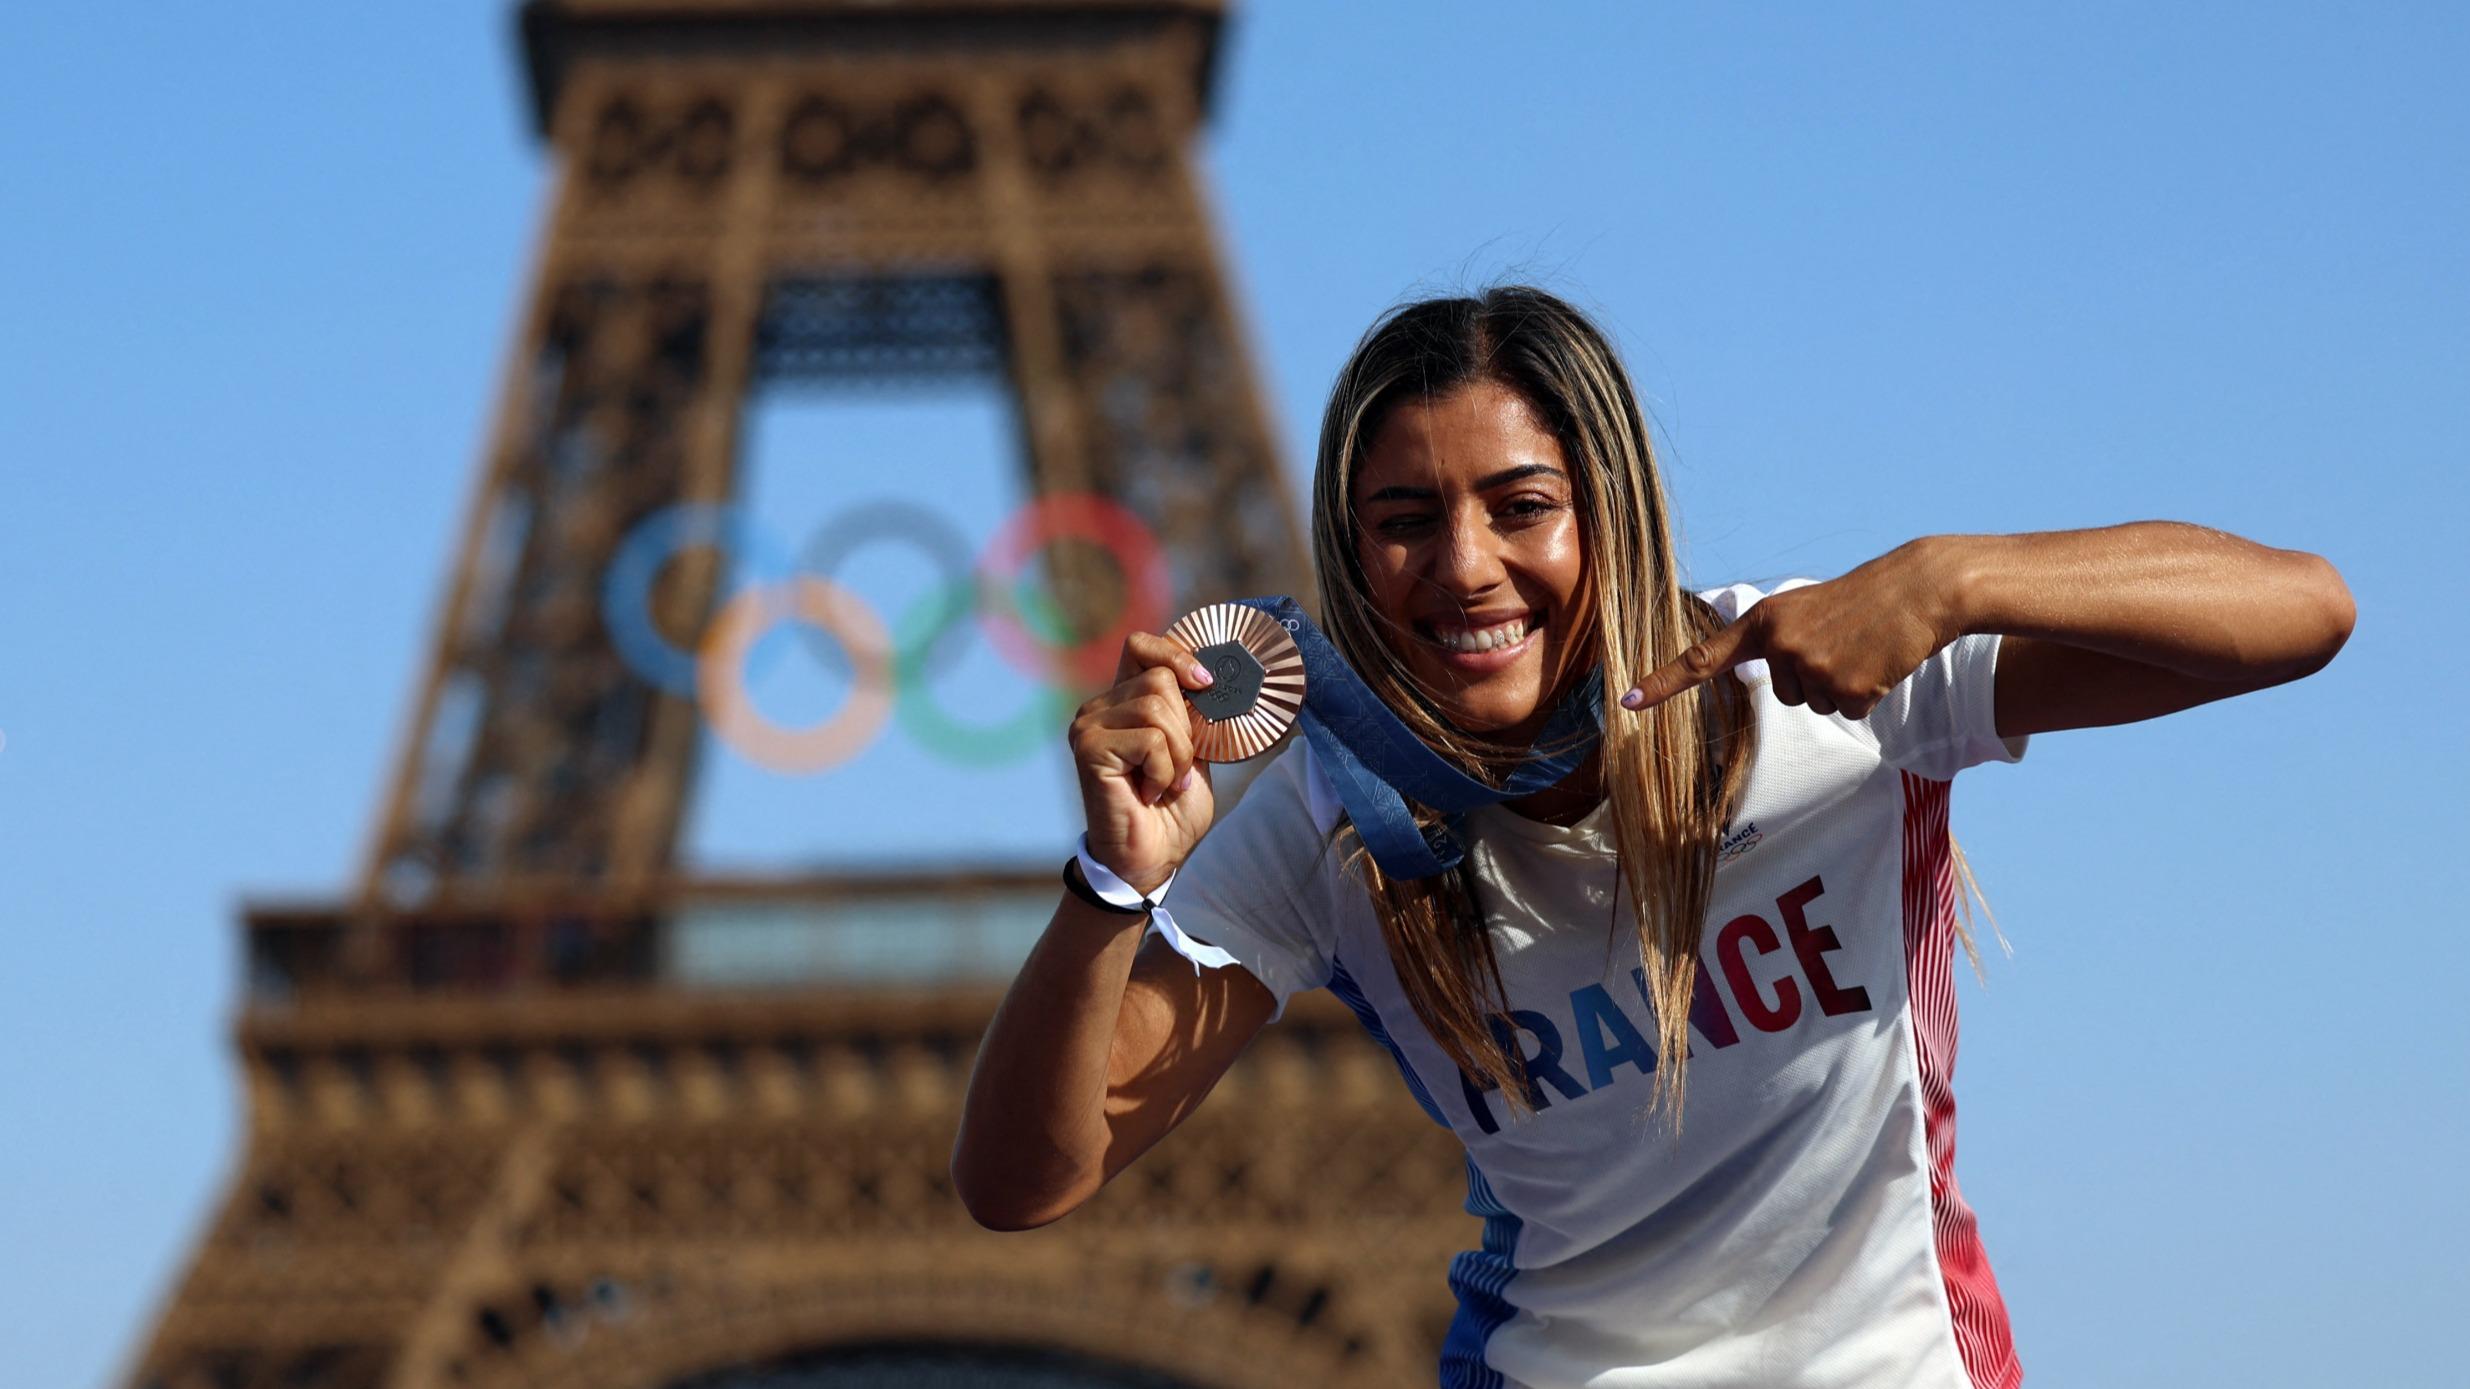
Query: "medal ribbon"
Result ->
[[1232, 595, 1604, 880]]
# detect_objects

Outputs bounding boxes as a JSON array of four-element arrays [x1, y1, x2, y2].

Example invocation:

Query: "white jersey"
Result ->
[[1150, 580, 2030, 1389]]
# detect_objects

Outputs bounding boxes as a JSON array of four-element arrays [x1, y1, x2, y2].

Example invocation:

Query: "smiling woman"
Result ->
[[953, 285, 2353, 1389], [1348, 385, 1588, 743], [1291, 291, 1760, 1129]]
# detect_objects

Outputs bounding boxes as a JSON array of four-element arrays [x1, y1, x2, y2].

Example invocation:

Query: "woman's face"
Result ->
[[1350, 379, 1590, 741]]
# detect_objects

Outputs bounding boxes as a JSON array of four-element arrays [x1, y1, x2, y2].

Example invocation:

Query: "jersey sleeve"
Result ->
[[1860, 630, 2029, 778], [1146, 739, 1341, 1023], [1697, 578, 2028, 778]]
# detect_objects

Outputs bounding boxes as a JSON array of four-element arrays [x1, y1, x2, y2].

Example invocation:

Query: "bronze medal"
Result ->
[[1166, 602, 1306, 762]]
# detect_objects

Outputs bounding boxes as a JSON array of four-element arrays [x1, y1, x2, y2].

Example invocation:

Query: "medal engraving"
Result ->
[[1165, 602, 1306, 762]]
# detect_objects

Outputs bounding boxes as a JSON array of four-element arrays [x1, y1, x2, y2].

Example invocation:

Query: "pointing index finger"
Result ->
[[1619, 616, 1760, 711]]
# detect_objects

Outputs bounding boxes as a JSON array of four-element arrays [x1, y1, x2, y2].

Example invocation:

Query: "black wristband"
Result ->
[[1062, 856, 1151, 916]]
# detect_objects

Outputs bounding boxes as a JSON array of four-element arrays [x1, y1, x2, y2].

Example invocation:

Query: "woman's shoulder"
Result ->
[[1196, 737, 1341, 876], [1696, 575, 2027, 779], [1168, 736, 1354, 986], [1693, 577, 1823, 711]]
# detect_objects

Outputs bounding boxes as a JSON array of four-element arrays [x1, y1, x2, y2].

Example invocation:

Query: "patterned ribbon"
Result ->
[[1232, 595, 1604, 880]]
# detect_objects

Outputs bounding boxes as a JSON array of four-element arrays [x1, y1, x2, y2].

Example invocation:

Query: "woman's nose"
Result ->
[[1428, 508, 1508, 591]]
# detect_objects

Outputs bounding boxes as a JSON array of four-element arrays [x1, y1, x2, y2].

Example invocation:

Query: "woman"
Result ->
[[951, 286, 2353, 1388]]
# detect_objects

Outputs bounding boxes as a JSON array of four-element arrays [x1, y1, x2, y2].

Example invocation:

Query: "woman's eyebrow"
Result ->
[[1360, 463, 1566, 503]]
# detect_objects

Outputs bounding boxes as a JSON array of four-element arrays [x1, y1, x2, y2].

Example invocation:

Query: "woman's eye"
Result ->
[[1372, 499, 1558, 536]]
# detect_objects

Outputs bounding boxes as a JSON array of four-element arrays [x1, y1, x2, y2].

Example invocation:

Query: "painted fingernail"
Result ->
[[1190, 664, 1214, 686], [1619, 688, 1645, 709], [1175, 770, 1194, 792]]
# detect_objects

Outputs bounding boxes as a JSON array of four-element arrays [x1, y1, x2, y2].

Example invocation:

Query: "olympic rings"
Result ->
[[604, 502, 796, 697], [976, 493, 1173, 689], [891, 578, 1080, 768], [795, 500, 982, 683], [697, 575, 893, 774], [605, 493, 1167, 772]]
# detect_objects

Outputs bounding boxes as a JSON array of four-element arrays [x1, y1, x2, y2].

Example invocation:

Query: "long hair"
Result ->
[[1307, 285, 1757, 1122]]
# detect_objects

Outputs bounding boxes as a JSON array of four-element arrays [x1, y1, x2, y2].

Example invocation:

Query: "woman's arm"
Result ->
[[954, 630, 1280, 1231], [1621, 520, 2354, 733], [1919, 522, 2356, 738], [953, 901, 1277, 1230]]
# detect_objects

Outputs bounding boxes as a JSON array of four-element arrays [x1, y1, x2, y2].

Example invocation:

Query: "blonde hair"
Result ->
[[1307, 286, 1756, 1121]]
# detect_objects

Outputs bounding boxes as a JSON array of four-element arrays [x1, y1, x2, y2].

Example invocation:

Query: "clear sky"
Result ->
[[4, 3, 2463, 1386]]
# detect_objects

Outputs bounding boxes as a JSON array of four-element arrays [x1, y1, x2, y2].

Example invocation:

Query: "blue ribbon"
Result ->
[[1232, 596, 1605, 880]]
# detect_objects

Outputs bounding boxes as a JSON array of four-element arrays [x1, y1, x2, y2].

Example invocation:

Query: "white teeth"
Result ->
[[1429, 617, 1531, 653]]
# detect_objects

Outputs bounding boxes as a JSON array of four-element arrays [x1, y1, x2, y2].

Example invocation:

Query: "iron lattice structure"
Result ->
[[120, 4, 1478, 1388]]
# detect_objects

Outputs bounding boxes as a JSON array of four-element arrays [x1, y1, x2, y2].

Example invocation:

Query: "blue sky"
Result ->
[[4, 3, 2464, 1386]]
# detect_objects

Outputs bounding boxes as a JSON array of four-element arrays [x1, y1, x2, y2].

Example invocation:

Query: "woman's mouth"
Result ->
[[1414, 611, 1542, 673]]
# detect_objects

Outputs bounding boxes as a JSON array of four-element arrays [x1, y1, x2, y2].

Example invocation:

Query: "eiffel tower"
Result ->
[[120, 4, 1475, 1388]]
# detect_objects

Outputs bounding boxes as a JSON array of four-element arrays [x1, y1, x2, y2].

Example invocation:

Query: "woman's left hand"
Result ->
[[1620, 541, 1961, 719]]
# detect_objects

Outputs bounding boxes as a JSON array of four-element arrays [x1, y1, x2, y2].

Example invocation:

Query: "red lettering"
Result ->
[[1715, 912, 1801, 1032], [1778, 876, 1872, 1018], [1630, 963, 1741, 1053], [1689, 956, 1741, 1050]]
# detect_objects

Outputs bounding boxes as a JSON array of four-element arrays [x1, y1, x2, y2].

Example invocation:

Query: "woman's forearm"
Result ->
[[952, 893, 1150, 1230], [1925, 521, 2354, 684]]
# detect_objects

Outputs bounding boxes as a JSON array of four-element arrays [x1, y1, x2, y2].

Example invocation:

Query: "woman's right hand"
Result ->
[[1069, 632, 1221, 896]]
